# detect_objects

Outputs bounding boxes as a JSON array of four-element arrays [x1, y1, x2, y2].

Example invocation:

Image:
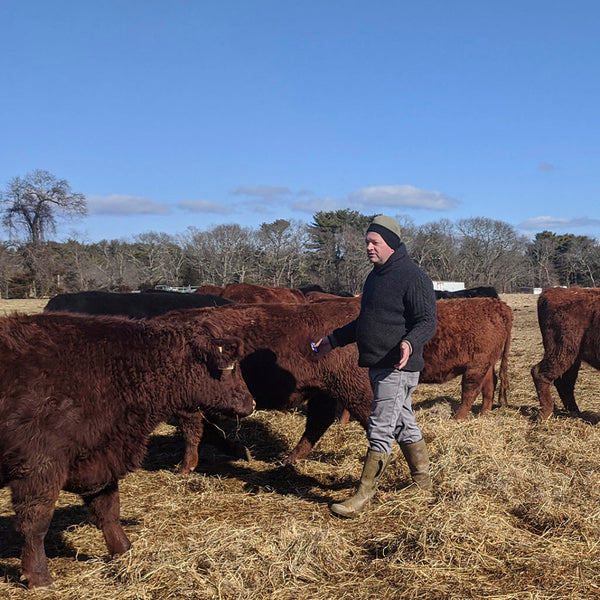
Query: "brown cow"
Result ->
[[305, 290, 353, 302], [422, 297, 512, 419], [531, 286, 600, 418], [157, 299, 371, 470], [221, 282, 307, 304], [0, 312, 253, 589], [194, 284, 225, 296], [161, 296, 512, 469], [338, 295, 512, 423]]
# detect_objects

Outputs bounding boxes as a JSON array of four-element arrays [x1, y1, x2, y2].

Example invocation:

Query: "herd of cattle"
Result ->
[[1, 281, 597, 588]]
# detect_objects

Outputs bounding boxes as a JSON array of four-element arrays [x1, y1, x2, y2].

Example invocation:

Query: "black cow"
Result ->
[[45, 290, 233, 319], [435, 286, 499, 300]]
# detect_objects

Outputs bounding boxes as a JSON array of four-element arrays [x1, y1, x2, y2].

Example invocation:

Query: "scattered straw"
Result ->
[[2, 294, 600, 599]]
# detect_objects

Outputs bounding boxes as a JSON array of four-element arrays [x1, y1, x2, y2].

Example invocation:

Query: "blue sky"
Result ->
[[1, 0, 599, 242]]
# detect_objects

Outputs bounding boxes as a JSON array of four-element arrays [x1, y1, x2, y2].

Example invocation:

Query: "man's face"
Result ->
[[366, 231, 395, 266]]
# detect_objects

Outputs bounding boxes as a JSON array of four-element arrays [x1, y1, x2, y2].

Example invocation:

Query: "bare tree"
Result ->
[[1, 170, 86, 245], [56, 237, 105, 292], [560, 235, 600, 287], [409, 219, 459, 282], [456, 217, 527, 291], [525, 233, 560, 288], [89, 239, 141, 291], [256, 219, 308, 287], [0, 242, 24, 298], [128, 232, 187, 288], [182, 224, 258, 285]]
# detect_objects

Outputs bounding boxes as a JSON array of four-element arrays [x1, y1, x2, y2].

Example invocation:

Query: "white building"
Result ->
[[433, 281, 465, 292]]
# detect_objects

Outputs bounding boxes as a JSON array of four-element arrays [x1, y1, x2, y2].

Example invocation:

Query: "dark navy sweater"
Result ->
[[330, 243, 437, 371]]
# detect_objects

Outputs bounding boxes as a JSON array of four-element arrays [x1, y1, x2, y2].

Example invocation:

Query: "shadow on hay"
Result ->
[[416, 395, 600, 425], [144, 418, 354, 505], [519, 405, 600, 425], [414, 394, 499, 417], [0, 506, 138, 569], [143, 417, 291, 472], [189, 459, 353, 505]]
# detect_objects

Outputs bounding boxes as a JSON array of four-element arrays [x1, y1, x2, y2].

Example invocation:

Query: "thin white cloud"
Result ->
[[233, 185, 293, 198], [538, 162, 558, 172], [177, 200, 229, 214], [292, 196, 340, 213], [520, 216, 600, 230], [348, 185, 458, 211], [87, 195, 170, 216], [229, 183, 458, 217], [233, 184, 315, 214]]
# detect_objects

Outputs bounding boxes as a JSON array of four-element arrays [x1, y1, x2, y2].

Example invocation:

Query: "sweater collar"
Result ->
[[373, 242, 408, 273]]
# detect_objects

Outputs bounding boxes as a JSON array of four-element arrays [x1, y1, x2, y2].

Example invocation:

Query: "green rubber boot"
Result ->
[[330, 450, 391, 518], [399, 438, 433, 492]]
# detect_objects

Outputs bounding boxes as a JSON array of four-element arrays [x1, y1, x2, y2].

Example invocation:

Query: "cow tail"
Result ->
[[497, 310, 513, 407]]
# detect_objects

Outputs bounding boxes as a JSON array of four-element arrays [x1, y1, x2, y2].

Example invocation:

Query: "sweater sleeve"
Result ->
[[402, 272, 437, 352], [329, 318, 358, 348]]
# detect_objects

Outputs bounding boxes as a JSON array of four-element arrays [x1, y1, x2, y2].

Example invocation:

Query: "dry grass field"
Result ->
[[2, 294, 600, 599]]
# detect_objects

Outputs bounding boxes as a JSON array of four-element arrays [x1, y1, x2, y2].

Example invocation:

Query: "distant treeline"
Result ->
[[1, 210, 599, 298]]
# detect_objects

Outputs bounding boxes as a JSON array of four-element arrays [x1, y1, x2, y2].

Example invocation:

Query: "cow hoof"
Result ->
[[22, 573, 55, 590], [532, 409, 552, 423], [453, 412, 469, 421]]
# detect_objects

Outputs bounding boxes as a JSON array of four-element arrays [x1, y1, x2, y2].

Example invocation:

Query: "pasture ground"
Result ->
[[2, 295, 600, 599]]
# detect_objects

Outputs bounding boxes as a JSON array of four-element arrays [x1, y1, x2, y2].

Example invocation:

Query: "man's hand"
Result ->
[[395, 340, 412, 370], [312, 336, 332, 357]]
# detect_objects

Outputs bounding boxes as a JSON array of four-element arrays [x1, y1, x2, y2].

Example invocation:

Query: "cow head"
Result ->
[[188, 334, 254, 417]]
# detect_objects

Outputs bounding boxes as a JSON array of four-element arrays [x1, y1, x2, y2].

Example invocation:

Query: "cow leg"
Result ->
[[554, 360, 581, 413], [11, 481, 60, 589], [479, 367, 496, 414], [338, 408, 351, 425], [176, 411, 205, 474], [83, 481, 131, 556], [531, 356, 577, 418], [531, 362, 558, 418], [453, 372, 485, 419], [178, 412, 250, 472], [286, 392, 337, 464]]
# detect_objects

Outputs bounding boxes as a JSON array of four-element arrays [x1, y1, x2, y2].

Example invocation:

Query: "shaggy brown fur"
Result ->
[[531, 286, 600, 418], [159, 299, 369, 469], [193, 284, 226, 296], [0, 312, 253, 589], [162, 296, 512, 468], [304, 291, 351, 302], [220, 282, 307, 304], [422, 297, 512, 419]]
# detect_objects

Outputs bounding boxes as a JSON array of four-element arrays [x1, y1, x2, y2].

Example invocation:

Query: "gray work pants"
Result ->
[[367, 368, 422, 454]]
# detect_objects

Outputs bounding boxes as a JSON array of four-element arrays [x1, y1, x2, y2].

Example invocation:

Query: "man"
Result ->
[[313, 215, 437, 518]]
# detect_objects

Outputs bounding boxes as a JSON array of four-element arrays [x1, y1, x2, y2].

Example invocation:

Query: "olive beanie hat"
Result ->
[[366, 215, 402, 250]]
